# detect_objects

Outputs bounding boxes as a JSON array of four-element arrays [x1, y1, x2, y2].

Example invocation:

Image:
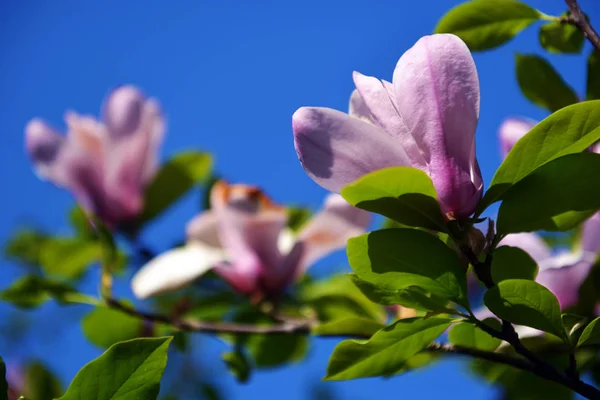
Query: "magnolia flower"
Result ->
[[292, 34, 483, 220], [25, 86, 164, 227], [131, 181, 371, 300], [498, 117, 537, 159]]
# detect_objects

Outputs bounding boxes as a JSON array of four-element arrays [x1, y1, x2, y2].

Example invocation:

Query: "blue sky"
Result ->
[[1, 0, 598, 398]]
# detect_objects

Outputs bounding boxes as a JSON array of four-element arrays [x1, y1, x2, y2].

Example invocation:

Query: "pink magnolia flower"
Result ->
[[131, 181, 371, 300], [292, 34, 483, 220], [25, 86, 164, 227], [498, 117, 537, 159]]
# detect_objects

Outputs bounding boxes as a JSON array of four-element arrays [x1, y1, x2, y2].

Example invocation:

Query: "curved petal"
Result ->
[[210, 181, 288, 288], [102, 87, 165, 220], [498, 118, 537, 160], [352, 71, 425, 168], [131, 243, 226, 299], [269, 194, 372, 289], [536, 260, 592, 309], [292, 106, 410, 193], [25, 119, 68, 185], [393, 34, 482, 218], [498, 232, 552, 264], [186, 211, 222, 248], [582, 212, 600, 255], [348, 89, 372, 122]]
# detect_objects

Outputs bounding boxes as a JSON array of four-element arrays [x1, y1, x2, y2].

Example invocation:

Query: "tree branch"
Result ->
[[565, 0, 600, 53]]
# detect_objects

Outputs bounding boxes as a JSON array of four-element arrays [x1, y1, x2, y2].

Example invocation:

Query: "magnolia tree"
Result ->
[[5, 0, 600, 399]]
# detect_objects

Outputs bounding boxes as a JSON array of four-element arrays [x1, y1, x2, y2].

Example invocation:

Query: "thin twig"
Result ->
[[565, 0, 600, 53]]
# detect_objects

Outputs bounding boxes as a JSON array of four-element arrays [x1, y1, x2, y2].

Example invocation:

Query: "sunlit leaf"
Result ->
[[81, 306, 144, 348], [539, 19, 584, 54], [448, 319, 502, 351], [577, 317, 600, 347]]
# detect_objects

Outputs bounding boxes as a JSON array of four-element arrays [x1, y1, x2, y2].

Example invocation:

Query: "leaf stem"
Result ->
[[564, 0, 600, 53]]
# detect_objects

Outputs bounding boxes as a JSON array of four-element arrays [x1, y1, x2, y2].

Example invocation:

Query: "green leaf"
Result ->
[[57, 337, 172, 400], [539, 19, 584, 54], [587, 50, 600, 100], [349, 274, 453, 312], [497, 153, 600, 233], [286, 207, 312, 232], [0, 356, 7, 400], [484, 279, 566, 340], [140, 151, 213, 224], [434, 0, 541, 51], [449, 319, 502, 351], [325, 317, 453, 380], [347, 229, 469, 308], [222, 349, 251, 383], [479, 101, 600, 213], [81, 306, 144, 348], [577, 317, 600, 347], [341, 167, 446, 232], [562, 313, 587, 337], [68, 206, 96, 239], [24, 362, 62, 400], [516, 53, 578, 113], [313, 318, 386, 337], [39, 237, 102, 279], [0, 276, 76, 309], [3, 229, 49, 266], [491, 246, 538, 282]]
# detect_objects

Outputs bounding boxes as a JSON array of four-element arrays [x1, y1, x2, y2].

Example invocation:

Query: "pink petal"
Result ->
[[498, 233, 552, 264], [186, 211, 222, 248], [536, 259, 591, 309], [582, 212, 600, 254], [393, 34, 482, 218], [498, 118, 537, 159], [292, 106, 410, 193], [25, 119, 68, 185], [210, 181, 288, 293], [348, 89, 372, 122], [269, 194, 371, 290]]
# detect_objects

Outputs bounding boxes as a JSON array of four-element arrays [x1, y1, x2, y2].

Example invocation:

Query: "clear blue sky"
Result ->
[[1, 0, 598, 398]]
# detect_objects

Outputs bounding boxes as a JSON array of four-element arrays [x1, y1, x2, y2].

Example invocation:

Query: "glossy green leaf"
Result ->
[[140, 151, 213, 224], [434, 0, 540, 51], [39, 237, 102, 279], [82, 306, 144, 348], [479, 101, 600, 213], [449, 319, 502, 351], [313, 318, 385, 337], [222, 349, 251, 383], [0, 276, 76, 309], [539, 19, 584, 54], [325, 317, 453, 380], [0, 356, 7, 400], [484, 279, 566, 340], [24, 362, 62, 400], [347, 229, 469, 308], [497, 153, 600, 233], [341, 167, 446, 232], [491, 246, 538, 282], [577, 317, 600, 347], [349, 274, 452, 312], [516, 53, 578, 112], [587, 50, 600, 100], [57, 337, 172, 400]]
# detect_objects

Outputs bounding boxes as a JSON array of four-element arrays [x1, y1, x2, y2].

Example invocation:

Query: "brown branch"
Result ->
[[565, 0, 600, 53]]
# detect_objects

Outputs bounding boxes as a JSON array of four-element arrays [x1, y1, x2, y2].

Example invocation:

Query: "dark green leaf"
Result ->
[[539, 19, 584, 54], [0, 276, 76, 309], [516, 53, 578, 112], [491, 246, 538, 282], [0, 357, 7, 400], [286, 207, 312, 232], [347, 229, 469, 308], [434, 0, 541, 51], [39, 237, 102, 279], [341, 167, 446, 232], [449, 319, 502, 351], [3, 229, 49, 266], [57, 337, 172, 400], [68, 206, 96, 239], [222, 349, 251, 383], [24, 362, 62, 400], [497, 153, 600, 233], [484, 279, 566, 340], [577, 316, 600, 347], [349, 274, 453, 312], [562, 313, 587, 337], [479, 101, 600, 213], [325, 317, 453, 380], [81, 306, 144, 348], [140, 151, 213, 224], [587, 50, 600, 100], [313, 318, 385, 337]]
